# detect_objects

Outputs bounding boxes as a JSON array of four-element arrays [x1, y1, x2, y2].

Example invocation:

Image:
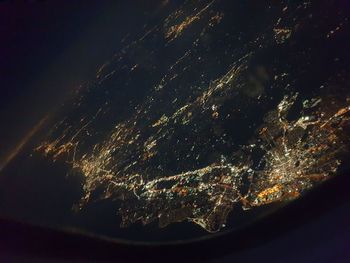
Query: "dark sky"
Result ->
[[0, 0, 164, 167]]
